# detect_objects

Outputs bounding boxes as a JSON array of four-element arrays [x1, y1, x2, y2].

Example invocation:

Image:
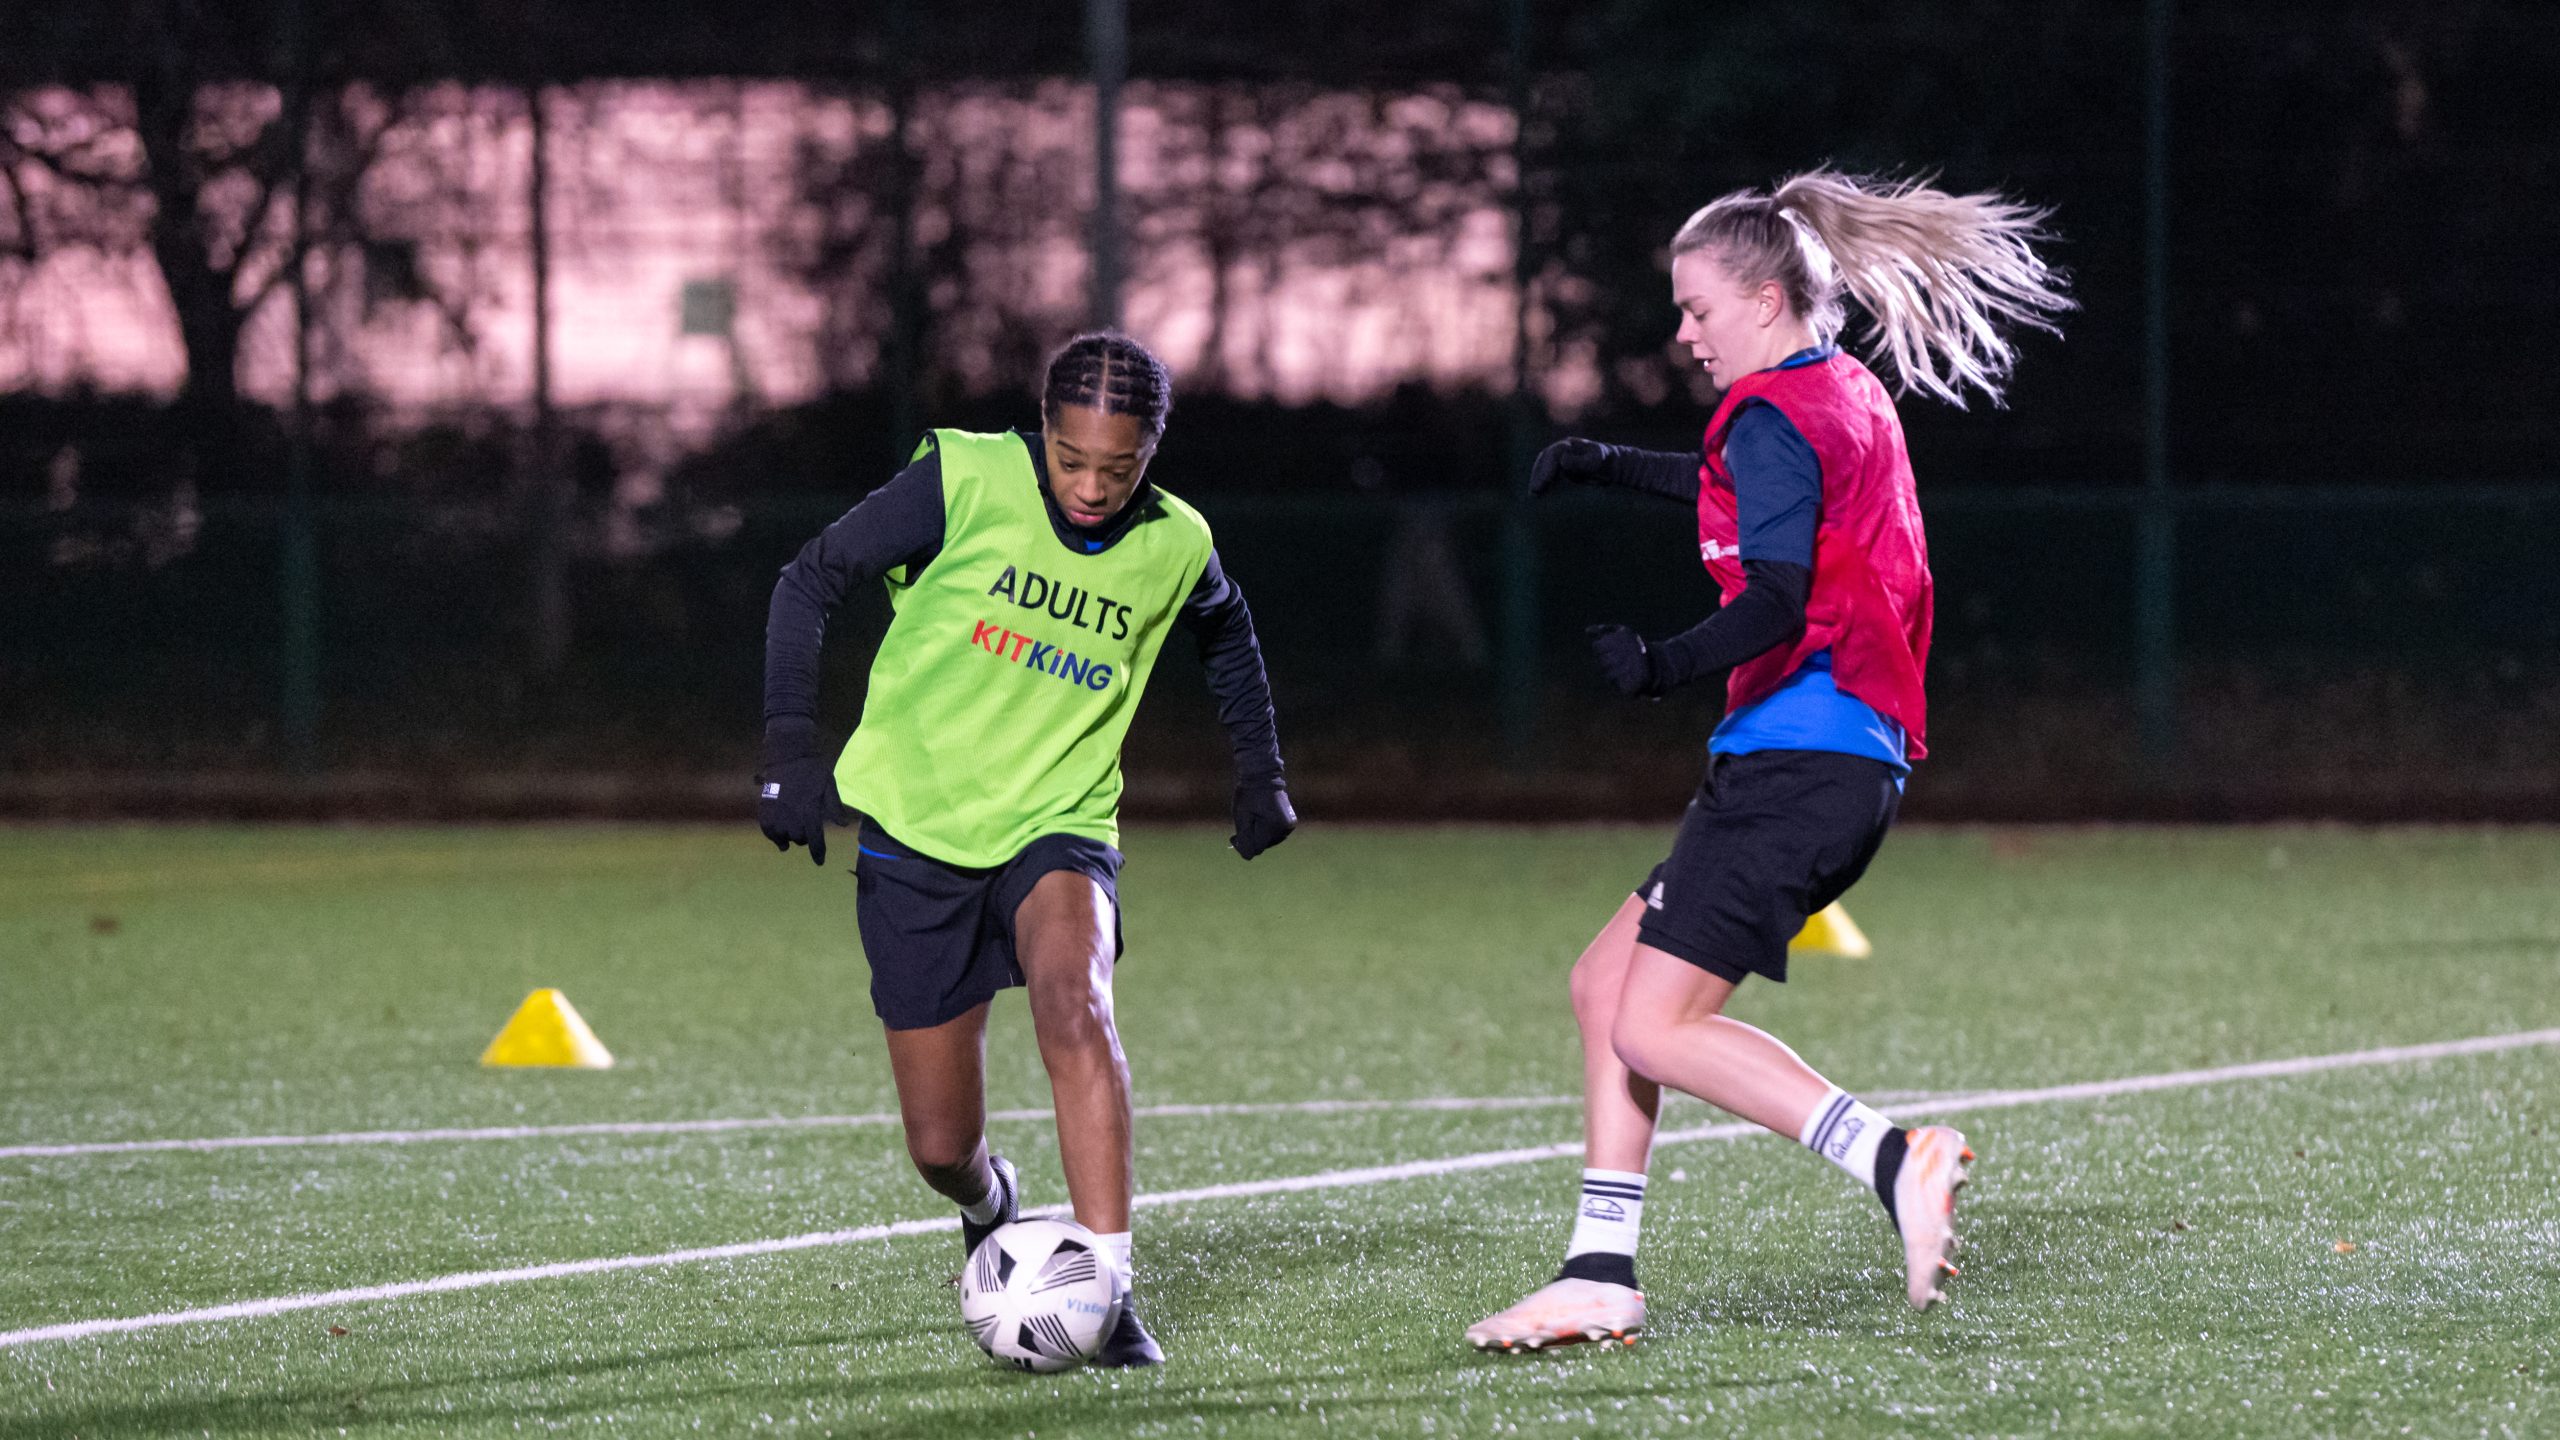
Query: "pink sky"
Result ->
[[0, 81, 1601, 433]]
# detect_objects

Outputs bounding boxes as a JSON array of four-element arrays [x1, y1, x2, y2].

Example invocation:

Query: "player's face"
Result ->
[[1043, 405, 1154, 528], [1671, 249, 1783, 390]]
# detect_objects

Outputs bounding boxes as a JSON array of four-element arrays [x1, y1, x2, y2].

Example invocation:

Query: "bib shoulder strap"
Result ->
[[1142, 483, 1216, 587], [923, 429, 1034, 489]]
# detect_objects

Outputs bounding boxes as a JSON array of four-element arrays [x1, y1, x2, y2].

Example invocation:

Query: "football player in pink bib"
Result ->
[[1467, 171, 2072, 1352]]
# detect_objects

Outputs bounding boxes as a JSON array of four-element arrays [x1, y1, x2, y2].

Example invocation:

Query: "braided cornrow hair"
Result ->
[[1041, 331, 1175, 444]]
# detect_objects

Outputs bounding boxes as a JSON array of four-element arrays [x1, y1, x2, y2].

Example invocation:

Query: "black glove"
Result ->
[[1230, 782, 1297, 861], [1586, 623, 1665, 699], [757, 719, 838, 866], [1527, 437, 1609, 497]]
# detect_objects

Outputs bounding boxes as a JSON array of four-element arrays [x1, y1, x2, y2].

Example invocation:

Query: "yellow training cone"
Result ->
[[1790, 902, 1872, 959], [480, 988, 615, 1068]]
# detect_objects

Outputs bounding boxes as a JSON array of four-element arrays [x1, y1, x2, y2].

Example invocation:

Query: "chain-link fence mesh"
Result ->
[[5, 3, 2557, 816]]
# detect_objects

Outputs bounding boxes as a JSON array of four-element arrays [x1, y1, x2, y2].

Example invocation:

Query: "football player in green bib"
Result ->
[[759, 332, 1294, 1367]]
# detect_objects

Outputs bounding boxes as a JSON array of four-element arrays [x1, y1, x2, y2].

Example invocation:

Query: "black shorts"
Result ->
[[1635, 749, 1901, 986], [852, 818, 1124, 1031]]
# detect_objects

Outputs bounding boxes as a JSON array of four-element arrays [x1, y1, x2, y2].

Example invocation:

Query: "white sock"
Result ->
[[1094, 1230, 1134, 1291], [1799, 1088, 1894, 1186], [955, 1159, 1005, 1226], [1563, 1169, 1647, 1261]]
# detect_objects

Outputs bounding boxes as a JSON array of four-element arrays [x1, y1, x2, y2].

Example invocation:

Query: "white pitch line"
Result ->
[[0, 1095, 1587, 1161], [4, 1026, 2553, 1351], [1904, 1026, 2560, 1120], [0, 1219, 961, 1350]]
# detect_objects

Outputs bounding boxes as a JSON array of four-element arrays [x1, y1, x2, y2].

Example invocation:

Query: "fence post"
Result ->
[[885, 0, 922, 468], [279, 0, 320, 774], [525, 80, 570, 676], [1086, 0, 1126, 331], [2136, 0, 2179, 768], [1499, 0, 1541, 767]]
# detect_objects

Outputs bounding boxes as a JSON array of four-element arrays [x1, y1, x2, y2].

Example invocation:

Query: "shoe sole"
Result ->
[[1471, 1322, 1644, 1354], [1900, 1127, 1974, 1310]]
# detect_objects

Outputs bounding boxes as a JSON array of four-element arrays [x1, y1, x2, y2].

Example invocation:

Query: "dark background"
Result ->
[[4, 1, 2556, 819]]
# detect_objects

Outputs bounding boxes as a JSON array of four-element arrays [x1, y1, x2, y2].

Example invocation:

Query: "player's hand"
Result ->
[[1230, 783, 1297, 861], [1585, 624, 1663, 699], [1527, 438, 1608, 498], [757, 722, 838, 866]]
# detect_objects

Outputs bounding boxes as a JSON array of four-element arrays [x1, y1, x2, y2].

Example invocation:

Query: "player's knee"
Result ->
[[1608, 1009, 1665, 1079], [1568, 949, 1622, 1029], [904, 1126, 982, 1186], [1027, 970, 1116, 1058]]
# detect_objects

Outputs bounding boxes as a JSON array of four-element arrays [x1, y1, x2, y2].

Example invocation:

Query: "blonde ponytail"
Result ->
[[1670, 169, 2073, 407]]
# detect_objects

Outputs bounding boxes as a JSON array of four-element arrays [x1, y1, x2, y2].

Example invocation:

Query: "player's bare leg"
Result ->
[[1574, 897, 1665, 1175], [1607, 950, 1826, 1134], [881, 1002, 997, 1204], [880, 1002, 1018, 1260], [1610, 943, 1970, 1309], [1014, 869, 1159, 1364], [1016, 871, 1133, 1232], [1467, 898, 1654, 1352]]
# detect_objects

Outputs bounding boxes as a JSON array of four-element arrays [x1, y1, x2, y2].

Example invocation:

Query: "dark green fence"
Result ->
[[8, 483, 2556, 819]]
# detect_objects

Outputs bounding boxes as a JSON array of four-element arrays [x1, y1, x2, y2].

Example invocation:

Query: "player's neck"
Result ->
[[1745, 322, 1821, 376]]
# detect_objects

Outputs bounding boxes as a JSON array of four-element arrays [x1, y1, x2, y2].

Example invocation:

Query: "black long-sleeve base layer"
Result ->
[[1576, 408, 1821, 691], [1648, 558, 1810, 690], [763, 432, 1286, 789]]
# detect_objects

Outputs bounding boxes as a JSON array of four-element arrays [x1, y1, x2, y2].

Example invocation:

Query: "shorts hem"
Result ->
[[1634, 916, 1780, 986], [856, 821, 1127, 1033], [873, 985, 1011, 1032], [993, 841, 1126, 964]]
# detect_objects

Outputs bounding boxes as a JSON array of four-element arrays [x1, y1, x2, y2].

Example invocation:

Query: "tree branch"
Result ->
[[0, 150, 37, 262], [238, 86, 411, 317]]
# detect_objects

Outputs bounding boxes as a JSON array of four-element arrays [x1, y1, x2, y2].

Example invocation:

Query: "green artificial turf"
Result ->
[[2, 824, 2556, 1437]]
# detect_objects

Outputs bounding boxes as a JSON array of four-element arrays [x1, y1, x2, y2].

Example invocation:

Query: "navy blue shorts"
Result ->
[[1635, 749, 1900, 986], [852, 819, 1124, 1031]]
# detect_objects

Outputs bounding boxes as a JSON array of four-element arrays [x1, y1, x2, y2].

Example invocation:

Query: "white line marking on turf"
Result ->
[[5, 1027, 2553, 1350], [0, 1096, 1593, 1161], [1904, 1027, 2560, 1119], [0, 1220, 963, 1349]]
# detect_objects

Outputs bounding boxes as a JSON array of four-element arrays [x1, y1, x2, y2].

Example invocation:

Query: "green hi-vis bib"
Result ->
[[836, 428, 1213, 868]]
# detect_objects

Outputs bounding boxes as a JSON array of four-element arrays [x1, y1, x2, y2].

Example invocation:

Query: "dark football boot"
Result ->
[[959, 1153, 1019, 1264]]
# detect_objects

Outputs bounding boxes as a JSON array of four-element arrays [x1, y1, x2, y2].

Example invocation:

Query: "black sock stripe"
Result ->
[[1828, 1094, 1861, 1149], [1804, 1096, 1839, 1152], [1580, 1180, 1648, 1195], [1580, 1186, 1647, 1203], [1808, 1094, 1853, 1153]]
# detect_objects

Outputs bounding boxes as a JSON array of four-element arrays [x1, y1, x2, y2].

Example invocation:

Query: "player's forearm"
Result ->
[[1202, 625, 1285, 788], [1179, 558, 1286, 787], [1595, 444, 1704, 502], [1649, 559, 1811, 691], [763, 565, 835, 729], [1637, 403, 1821, 691], [762, 527, 882, 726]]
